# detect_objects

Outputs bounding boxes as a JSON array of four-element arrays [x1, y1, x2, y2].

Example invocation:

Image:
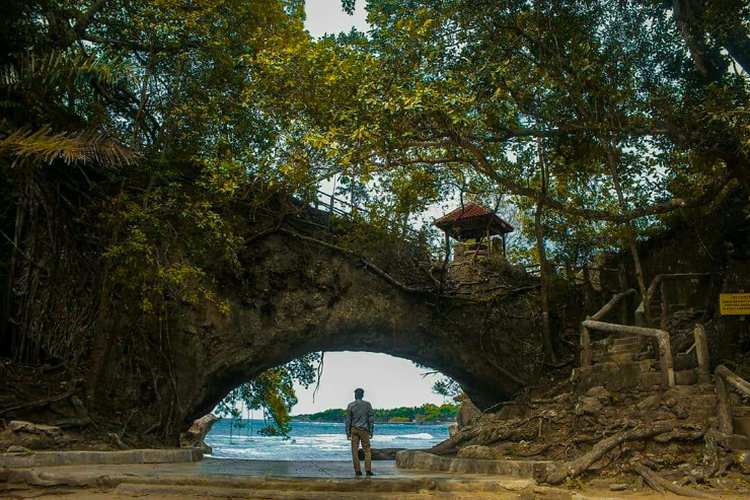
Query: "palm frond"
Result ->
[[1, 50, 137, 89], [1, 124, 139, 169]]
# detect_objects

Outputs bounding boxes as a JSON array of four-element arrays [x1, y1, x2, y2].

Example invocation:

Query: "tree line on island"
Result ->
[[293, 403, 458, 424]]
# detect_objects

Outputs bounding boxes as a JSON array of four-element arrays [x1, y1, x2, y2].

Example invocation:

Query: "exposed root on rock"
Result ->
[[542, 420, 680, 484], [637, 464, 716, 498]]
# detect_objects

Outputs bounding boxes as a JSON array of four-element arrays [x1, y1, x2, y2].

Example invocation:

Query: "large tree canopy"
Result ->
[[255, 0, 749, 228]]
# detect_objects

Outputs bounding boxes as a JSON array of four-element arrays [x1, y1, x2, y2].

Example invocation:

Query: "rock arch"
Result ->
[[164, 230, 545, 436]]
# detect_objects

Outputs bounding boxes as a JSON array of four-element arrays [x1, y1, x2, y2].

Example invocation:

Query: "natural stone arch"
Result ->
[[166, 230, 546, 436]]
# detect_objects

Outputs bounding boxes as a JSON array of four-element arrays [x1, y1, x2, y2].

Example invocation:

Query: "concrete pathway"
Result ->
[[6, 458, 750, 499], [22, 458, 425, 480], [5, 458, 535, 494]]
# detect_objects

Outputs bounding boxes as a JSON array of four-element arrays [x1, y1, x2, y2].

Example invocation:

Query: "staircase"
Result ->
[[577, 273, 750, 443]]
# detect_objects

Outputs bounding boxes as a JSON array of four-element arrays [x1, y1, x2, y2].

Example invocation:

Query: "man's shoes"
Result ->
[[355, 472, 362, 476], [366, 471, 375, 476]]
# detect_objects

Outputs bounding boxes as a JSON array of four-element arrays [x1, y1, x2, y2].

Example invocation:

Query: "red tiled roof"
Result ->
[[434, 202, 496, 224]]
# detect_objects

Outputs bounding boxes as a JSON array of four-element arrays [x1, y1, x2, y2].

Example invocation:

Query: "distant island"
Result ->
[[292, 403, 458, 424]]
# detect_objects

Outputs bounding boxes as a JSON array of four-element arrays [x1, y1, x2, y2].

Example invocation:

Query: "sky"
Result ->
[[291, 352, 448, 415], [305, 0, 369, 38]]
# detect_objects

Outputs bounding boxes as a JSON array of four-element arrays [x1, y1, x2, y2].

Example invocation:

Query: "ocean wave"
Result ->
[[206, 420, 447, 460]]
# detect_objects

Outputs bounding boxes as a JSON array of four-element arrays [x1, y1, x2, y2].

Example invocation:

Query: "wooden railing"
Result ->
[[581, 320, 675, 387], [307, 189, 421, 240], [635, 273, 712, 328], [715, 365, 750, 435], [692, 324, 711, 385], [579, 289, 636, 368]]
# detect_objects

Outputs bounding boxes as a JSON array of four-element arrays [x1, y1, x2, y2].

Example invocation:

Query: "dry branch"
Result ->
[[542, 420, 681, 484]]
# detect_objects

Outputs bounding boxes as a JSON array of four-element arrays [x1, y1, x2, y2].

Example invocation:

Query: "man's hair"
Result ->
[[354, 388, 364, 399]]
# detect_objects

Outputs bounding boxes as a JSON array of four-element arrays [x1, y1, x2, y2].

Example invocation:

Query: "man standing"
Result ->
[[345, 388, 375, 476]]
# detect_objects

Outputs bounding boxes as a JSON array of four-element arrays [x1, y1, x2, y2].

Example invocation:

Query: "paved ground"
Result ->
[[30, 458, 422, 479], [6, 458, 750, 499]]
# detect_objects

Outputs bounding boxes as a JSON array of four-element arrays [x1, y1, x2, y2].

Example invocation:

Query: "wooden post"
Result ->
[[660, 279, 668, 330], [502, 233, 507, 258], [580, 320, 592, 367], [715, 371, 733, 435], [657, 332, 675, 387], [694, 324, 711, 384]]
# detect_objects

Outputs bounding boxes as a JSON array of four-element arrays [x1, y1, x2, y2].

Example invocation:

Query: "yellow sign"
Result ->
[[720, 293, 750, 315]]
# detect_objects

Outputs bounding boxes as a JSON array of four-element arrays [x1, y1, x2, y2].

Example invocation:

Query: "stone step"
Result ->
[[686, 394, 719, 409], [726, 434, 750, 450], [113, 484, 521, 500], [675, 369, 698, 386], [0, 448, 202, 469], [396, 450, 549, 479], [688, 408, 717, 421], [4, 465, 535, 495], [607, 346, 640, 355], [600, 352, 639, 363], [667, 384, 715, 396], [612, 336, 640, 347], [734, 417, 750, 437]]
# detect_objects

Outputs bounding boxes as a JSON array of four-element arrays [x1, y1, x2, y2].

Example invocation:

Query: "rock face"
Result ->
[[0, 421, 69, 451], [180, 414, 219, 454], [456, 399, 482, 429], [456, 445, 495, 460], [90, 227, 548, 443], [3, 216, 550, 445]]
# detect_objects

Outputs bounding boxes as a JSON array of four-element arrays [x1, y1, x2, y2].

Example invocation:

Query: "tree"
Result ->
[[217, 353, 321, 437], [0, 0, 311, 437]]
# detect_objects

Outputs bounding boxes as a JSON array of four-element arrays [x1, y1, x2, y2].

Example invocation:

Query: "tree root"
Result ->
[[637, 464, 716, 499], [541, 420, 681, 484], [702, 429, 720, 478], [0, 389, 80, 416]]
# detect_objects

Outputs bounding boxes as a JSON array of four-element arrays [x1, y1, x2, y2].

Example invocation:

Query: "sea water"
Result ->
[[205, 419, 450, 460]]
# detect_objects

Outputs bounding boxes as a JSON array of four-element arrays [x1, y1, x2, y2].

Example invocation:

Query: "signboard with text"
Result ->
[[720, 293, 750, 315]]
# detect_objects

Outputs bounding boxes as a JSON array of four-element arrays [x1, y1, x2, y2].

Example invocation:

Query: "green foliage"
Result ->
[[295, 403, 458, 423], [217, 353, 321, 437], [253, 0, 750, 268], [431, 378, 462, 399]]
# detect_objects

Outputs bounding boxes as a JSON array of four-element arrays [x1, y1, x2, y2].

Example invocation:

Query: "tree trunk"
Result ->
[[535, 201, 556, 364], [606, 142, 651, 326], [536, 142, 556, 364]]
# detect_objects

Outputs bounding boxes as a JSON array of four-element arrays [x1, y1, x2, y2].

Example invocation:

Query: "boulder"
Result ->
[[180, 414, 219, 454], [457, 445, 496, 460], [585, 386, 611, 404], [456, 399, 482, 429], [0, 421, 70, 451], [5, 446, 33, 454], [8, 421, 62, 437], [448, 423, 459, 438], [636, 395, 661, 412], [574, 396, 603, 416]]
